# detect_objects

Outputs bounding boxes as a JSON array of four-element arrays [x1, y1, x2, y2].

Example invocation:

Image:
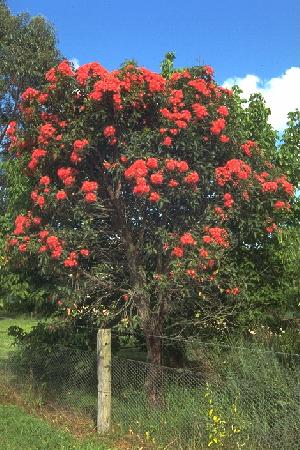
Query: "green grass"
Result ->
[[0, 404, 111, 450], [0, 316, 38, 359]]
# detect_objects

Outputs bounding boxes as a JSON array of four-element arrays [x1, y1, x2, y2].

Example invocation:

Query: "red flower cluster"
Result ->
[[223, 192, 234, 208], [38, 123, 56, 145], [184, 171, 200, 185], [180, 232, 196, 246], [64, 251, 78, 267], [39, 176, 51, 186], [81, 181, 99, 192], [215, 159, 252, 186], [210, 118, 226, 135], [217, 106, 229, 116], [171, 247, 184, 257], [202, 227, 229, 248], [71, 139, 89, 163], [192, 103, 208, 120], [226, 287, 239, 295], [21, 87, 40, 102], [75, 62, 108, 85], [13, 215, 31, 235], [28, 148, 47, 171], [81, 180, 98, 203], [6, 121, 16, 137], [57, 167, 76, 186], [188, 79, 211, 96], [57, 60, 74, 77], [266, 223, 277, 233], [274, 200, 290, 210], [56, 190, 67, 201], [124, 158, 199, 200], [36, 232, 64, 259], [241, 140, 256, 157]]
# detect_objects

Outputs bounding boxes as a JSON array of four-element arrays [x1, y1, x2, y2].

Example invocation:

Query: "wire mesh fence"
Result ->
[[0, 333, 300, 449]]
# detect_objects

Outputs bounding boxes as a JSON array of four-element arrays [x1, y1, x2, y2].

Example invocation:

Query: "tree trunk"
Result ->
[[144, 323, 165, 407]]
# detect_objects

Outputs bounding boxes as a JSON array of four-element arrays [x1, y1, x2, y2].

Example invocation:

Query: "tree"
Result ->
[[0, 1, 62, 313], [5, 58, 293, 401], [0, 0, 61, 147]]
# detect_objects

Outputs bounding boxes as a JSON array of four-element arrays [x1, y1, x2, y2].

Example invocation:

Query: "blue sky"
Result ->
[[7, 0, 300, 130]]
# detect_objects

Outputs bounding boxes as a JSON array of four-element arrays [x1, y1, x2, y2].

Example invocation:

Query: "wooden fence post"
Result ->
[[97, 328, 111, 433]]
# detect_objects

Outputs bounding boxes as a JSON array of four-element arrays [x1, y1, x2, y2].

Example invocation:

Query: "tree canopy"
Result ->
[[4, 57, 294, 374]]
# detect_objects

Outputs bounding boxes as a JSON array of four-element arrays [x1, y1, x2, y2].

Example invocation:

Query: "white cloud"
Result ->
[[223, 67, 300, 131], [69, 57, 80, 70]]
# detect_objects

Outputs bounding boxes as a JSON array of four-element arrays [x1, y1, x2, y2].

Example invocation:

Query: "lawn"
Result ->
[[0, 315, 38, 359], [0, 404, 110, 450]]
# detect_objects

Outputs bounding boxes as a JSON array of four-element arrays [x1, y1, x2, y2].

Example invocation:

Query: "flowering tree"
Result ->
[[6, 58, 293, 376]]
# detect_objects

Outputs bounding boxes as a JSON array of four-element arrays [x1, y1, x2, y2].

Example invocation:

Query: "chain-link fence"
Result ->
[[0, 332, 300, 449]]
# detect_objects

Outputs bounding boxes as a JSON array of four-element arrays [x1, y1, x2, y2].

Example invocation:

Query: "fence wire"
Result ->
[[0, 336, 300, 449]]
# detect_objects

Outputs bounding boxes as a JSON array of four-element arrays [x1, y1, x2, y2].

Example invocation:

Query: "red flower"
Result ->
[[186, 269, 196, 278], [168, 179, 179, 188], [103, 126, 116, 137], [21, 87, 40, 102], [262, 181, 278, 192], [39, 176, 51, 186], [81, 181, 99, 193], [150, 172, 164, 185], [199, 248, 208, 258], [6, 121, 16, 137], [51, 247, 63, 259], [165, 159, 177, 171], [162, 136, 172, 146], [125, 160, 148, 179], [146, 158, 158, 169], [39, 230, 49, 240], [217, 106, 229, 117], [73, 139, 89, 151], [133, 182, 150, 196], [266, 223, 277, 233], [171, 247, 184, 257], [18, 244, 27, 253], [219, 135, 230, 143], [56, 190, 67, 200], [45, 67, 57, 83], [32, 148, 47, 159], [149, 192, 160, 202], [180, 232, 196, 246], [210, 118, 226, 135], [177, 161, 189, 173], [70, 152, 81, 163], [85, 193, 97, 203], [274, 200, 288, 209], [33, 217, 41, 225], [57, 60, 74, 77], [192, 103, 208, 120], [64, 258, 78, 267], [241, 140, 256, 157], [80, 249, 90, 257], [224, 192, 234, 208], [37, 196, 45, 208], [184, 171, 200, 184]]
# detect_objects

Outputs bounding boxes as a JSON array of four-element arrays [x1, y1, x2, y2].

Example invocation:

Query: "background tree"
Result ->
[[0, 0, 61, 313]]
